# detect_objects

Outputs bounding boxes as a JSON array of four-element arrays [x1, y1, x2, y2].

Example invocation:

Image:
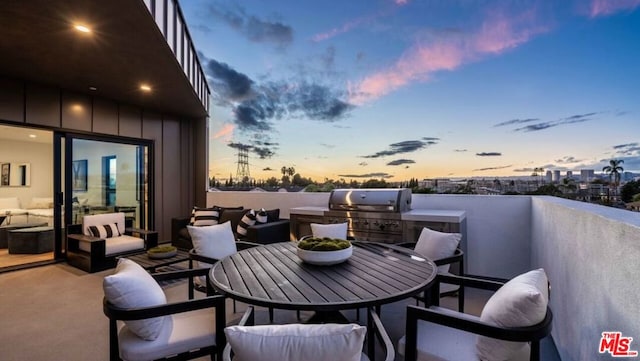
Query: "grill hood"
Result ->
[[328, 188, 412, 212]]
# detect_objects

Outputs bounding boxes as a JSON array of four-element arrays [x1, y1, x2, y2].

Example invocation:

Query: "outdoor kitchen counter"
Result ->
[[289, 206, 327, 216], [402, 209, 466, 223], [289, 207, 466, 222]]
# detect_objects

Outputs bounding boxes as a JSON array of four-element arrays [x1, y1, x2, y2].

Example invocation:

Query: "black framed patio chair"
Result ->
[[103, 261, 226, 361], [222, 306, 394, 361], [399, 270, 553, 361]]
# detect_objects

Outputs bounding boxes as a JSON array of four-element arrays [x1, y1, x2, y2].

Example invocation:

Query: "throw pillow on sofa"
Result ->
[[236, 208, 280, 237], [190, 206, 221, 226]]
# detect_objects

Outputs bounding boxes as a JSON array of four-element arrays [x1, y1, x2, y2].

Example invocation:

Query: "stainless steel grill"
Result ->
[[325, 188, 412, 243]]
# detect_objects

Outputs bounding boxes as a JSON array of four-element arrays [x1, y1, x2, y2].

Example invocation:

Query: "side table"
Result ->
[[122, 248, 190, 272], [0, 222, 48, 248], [8, 226, 54, 254]]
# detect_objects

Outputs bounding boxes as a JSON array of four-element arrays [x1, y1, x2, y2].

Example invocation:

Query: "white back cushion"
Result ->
[[310, 222, 348, 240], [187, 221, 237, 286], [83, 212, 126, 236], [103, 258, 167, 340], [476, 268, 549, 360], [225, 323, 366, 361], [414, 227, 461, 273]]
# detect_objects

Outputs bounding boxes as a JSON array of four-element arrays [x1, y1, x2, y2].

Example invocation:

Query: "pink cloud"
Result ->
[[348, 10, 549, 105], [212, 123, 234, 141], [312, 2, 407, 42], [312, 12, 383, 42], [589, 0, 640, 17]]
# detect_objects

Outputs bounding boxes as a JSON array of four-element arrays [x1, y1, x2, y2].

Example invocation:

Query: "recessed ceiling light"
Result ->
[[29, 134, 37, 138], [74, 24, 91, 33], [140, 84, 152, 92], [89, 86, 97, 91]]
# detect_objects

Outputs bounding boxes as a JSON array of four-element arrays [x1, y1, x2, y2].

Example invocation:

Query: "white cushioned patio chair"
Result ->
[[399, 269, 553, 361], [67, 212, 157, 273], [103, 258, 226, 361], [222, 306, 394, 361]]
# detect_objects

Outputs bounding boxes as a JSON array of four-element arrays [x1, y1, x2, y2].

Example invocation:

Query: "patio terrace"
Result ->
[[1, 193, 637, 360], [209, 192, 640, 361]]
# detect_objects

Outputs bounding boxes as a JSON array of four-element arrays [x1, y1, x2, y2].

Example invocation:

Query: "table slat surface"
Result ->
[[210, 241, 436, 311]]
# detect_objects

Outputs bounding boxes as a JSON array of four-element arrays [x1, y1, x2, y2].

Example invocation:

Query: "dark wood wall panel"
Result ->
[[193, 117, 207, 207], [119, 104, 142, 138], [0, 78, 201, 243], [25, 83, 60, 127], [180, 119, 194, 214], [61, 92, 91, 131], [162, 118, 182, 239], [0, 77, 24, 122], [142, 112, 163, 232], [92, 98, 119, 135]]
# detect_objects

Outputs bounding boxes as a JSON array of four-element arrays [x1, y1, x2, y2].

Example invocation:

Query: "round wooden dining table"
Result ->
[[209, 241, 437, 321]]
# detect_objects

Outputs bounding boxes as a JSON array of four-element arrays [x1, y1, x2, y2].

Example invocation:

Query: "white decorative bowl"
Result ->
[[297, 244, 353, 266]]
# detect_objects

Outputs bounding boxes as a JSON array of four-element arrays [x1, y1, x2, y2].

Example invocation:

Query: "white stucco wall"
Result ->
[[208, 192, 533, 278], [209, 191, 640, 358], [531, 196, 640, 361]]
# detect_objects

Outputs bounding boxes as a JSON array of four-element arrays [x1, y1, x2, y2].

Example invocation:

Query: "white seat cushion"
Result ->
[[103, 259, 167, 341], [414, 227, 461, 273], [118, 307, 217, 361], [310, 222, 348, 239], [225, 323, 366, 361], [78, 235, 144, 255], [397, 307, 531, 361]]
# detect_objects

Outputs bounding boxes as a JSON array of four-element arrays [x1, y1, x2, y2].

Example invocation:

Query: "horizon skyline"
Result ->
[[179, 0, 640, 182]]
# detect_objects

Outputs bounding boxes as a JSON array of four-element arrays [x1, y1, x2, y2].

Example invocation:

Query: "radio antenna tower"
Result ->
[[235, 147, 250, 183]]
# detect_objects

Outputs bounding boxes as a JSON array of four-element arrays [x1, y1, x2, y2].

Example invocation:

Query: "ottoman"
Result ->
[[8, 226, 54, 254]]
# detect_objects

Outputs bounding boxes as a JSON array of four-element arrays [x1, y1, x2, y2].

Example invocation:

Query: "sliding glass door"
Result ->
[[56, 135, 152, 250]]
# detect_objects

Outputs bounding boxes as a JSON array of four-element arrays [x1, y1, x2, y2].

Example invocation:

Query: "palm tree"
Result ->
[[603, 159, 624, 201]]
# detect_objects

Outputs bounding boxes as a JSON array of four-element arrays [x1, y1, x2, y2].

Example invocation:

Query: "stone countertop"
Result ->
[[289, 206, 328, 216], [401, 209, 466, 222]]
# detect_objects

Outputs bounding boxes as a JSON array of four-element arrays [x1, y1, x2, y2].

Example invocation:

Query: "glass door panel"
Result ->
[[70, 138, 148, 229]]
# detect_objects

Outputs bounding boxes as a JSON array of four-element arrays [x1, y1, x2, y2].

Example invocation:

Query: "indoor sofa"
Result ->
[[171, 206, 290, 250]]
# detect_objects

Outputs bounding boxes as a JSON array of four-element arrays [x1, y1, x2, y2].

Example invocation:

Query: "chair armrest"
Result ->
[[67, 233, 102, 242], [124, 227, 158, 249], [434, 248, 463, 267], [236, 240, 261, 250], [171, 217, 191, 245], [367, 308, 395, 361], [151, 266, 210, 282], [188, 248, 220, 265], [396, 242, 417, 249], [406, 304, 553, 343], [104, 293, 225, 320], [245, 219, 290, 244], [223, 307, 256, 361]]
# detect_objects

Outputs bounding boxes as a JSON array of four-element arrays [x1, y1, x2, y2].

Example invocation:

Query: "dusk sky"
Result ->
[[179, 0, 640, 182]]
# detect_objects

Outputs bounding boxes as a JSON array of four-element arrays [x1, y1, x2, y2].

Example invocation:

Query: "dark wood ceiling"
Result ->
[[0, 0, 208, 118]]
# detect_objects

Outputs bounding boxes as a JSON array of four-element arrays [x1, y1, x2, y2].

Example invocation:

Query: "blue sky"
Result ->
[[179, 0, 640, 182]]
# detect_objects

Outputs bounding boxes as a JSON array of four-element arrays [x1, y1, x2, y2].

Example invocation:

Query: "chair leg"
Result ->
[[233, 299, 237, 313], [297, 310, 301, 320], [269, 307, 274, 323]]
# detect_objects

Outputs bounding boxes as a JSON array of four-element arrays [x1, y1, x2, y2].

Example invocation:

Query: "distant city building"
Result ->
[[552, 170, 560, 183], [581, 169, 595, 182], [566, 171, 573, 180]]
